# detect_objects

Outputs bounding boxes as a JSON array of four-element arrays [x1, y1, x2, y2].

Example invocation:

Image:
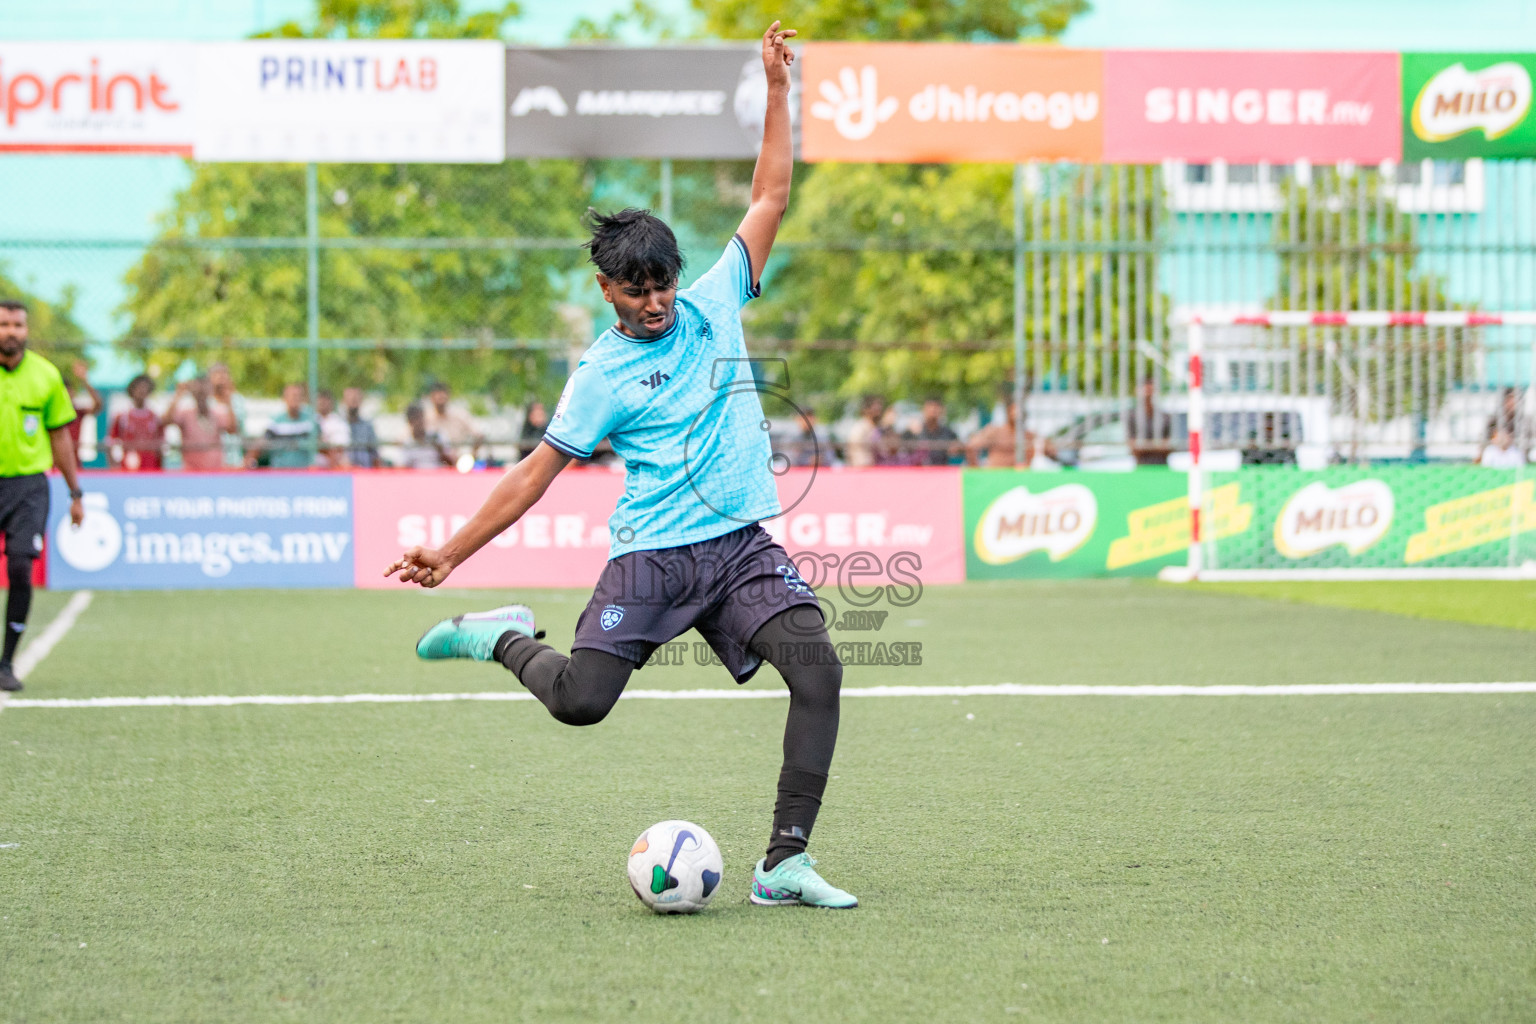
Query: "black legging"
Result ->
[[2, 553, 33, 668], [497, 609, 842, 865]]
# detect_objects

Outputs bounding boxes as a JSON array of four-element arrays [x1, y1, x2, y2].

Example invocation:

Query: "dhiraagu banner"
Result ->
[[963, 469, 1241, 579], [1206, 465, 1536, 570], [1403, 52, 1536, 160]]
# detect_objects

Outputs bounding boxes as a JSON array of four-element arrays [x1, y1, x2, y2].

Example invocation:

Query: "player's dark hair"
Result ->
[[127, 373, 154, 393], [0, 299, 26, 313], [582, 207, 683, 287]]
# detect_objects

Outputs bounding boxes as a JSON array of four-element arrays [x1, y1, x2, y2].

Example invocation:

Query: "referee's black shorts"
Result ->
[[0, 473, 50, 560]]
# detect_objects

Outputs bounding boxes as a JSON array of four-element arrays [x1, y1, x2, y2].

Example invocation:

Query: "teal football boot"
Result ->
[[750, 853, 858, 909], [415, 605, 543, 662]]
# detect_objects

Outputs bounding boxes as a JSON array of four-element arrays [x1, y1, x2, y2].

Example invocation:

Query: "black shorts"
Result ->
[[0, 474, 49, 560], [572, 523, 824, 683]]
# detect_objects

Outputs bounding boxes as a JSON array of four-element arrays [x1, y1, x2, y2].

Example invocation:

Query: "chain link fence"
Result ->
[[4, 156, 1534, 466]]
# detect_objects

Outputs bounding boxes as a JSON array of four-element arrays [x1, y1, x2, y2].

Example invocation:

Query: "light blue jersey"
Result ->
[[544, 235, 780, 558]]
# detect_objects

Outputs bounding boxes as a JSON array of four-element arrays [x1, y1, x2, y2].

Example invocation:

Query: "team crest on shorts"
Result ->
[[600, 605, 625, 631]]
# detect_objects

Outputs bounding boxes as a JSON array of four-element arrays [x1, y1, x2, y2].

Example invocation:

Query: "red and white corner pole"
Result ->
[[1186, 320, 1205, 579]]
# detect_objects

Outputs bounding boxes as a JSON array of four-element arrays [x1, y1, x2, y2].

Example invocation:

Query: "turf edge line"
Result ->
[[13, 590, 94, 681], [7, 681, 1536, 709]]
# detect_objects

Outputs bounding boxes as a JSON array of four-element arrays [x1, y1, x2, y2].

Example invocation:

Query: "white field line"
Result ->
[[7, 681, 1536, 710], [13, 590, 93, 681]]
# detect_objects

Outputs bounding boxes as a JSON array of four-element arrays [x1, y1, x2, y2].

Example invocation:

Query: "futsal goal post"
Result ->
[[1159, 310, 1536, 582]]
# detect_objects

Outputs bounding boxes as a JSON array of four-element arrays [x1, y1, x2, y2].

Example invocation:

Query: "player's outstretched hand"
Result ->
[[762, 20, 796, 86], [385, 547, 454, 588]]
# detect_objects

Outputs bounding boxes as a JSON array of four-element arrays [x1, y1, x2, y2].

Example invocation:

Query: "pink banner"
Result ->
[[353, 467, 964, 589], [1103, 50, 1401, 163]]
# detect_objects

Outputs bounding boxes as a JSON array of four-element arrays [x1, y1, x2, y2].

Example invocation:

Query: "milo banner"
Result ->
[[1403, 52, 1536, 160], [1206, 465, 1536, 571], [963, 469, 1227, 579], [963, 466, 1534, 579]]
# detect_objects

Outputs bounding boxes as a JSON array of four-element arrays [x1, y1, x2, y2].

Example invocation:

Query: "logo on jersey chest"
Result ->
[[638, 370, 671, 390]]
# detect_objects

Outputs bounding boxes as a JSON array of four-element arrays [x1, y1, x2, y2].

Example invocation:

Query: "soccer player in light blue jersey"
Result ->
[[387, 22, 856, 909]]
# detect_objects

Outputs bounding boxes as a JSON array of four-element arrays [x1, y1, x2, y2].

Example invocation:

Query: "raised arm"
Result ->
[[735, 20, 797, 286], [384, 443, 571, 588]]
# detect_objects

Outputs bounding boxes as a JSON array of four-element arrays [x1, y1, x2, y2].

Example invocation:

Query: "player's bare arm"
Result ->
[[735, 20, 797, 285], [384, 443, 571, 587]]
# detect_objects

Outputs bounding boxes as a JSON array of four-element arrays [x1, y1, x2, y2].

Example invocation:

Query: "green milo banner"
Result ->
[[1403, 52, 1536, 160], [962, 469, 1249, 579], [963, 467, 1535, 579]]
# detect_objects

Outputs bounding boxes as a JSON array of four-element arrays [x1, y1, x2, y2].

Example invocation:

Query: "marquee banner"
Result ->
[[192, 40, 505, 163], [1102, 49, 1401, 164], [505, 46, 797, 159]]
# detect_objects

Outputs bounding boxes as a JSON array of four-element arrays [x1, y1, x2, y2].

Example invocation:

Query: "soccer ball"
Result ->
[[627, 820, 723, 914]]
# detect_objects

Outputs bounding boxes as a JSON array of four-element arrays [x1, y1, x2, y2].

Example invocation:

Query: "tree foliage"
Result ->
[[694, 0, 1089, 42], [120, 0, 590, 402], [120, 161, 588, 400], [0, 267, 87, 356], [262, 0, 521, 39], [753, 163, 1160, 411]]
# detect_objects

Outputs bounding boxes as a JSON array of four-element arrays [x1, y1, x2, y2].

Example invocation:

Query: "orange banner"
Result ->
[[802, 43, 1103, 163]]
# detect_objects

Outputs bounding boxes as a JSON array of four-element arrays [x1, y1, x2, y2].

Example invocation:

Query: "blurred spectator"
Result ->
[[1480, 426, 1526, 468], [108, 374, 164, 472], [65, 359, 102, 450], [1127, 376, 1174, 466], [966, 399, 1050, 468], [208, 363, 248, 469], [257, 383, 318, 469], [903, 397, 960, 466], [400, 403, 452, 469], [315, 389, 350, 468], [844, 396, 886, 468], [791, 407, 833, 468], [519, 400, 549, 460], [343, 387, 380, 468], [163, 377, 234, 472], [1487, 387, 1528, 444], [424, 382, 481, 460]]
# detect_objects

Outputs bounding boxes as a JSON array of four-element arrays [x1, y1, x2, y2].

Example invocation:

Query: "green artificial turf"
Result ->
[[2, 582, 1534, 1022], [1190, 580, 1536, 634]]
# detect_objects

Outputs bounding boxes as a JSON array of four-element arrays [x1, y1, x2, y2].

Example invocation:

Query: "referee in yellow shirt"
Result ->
[[0, 300, 85, 692]]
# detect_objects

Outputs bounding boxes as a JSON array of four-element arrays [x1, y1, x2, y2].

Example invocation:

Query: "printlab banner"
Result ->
[[1403, 52, 1536, 160], [801, 43, 1102, 163], [46, 473, 354, 590], [1205, 466, 1536, 570], [506, 47, 796, 159], [1102, 49, 1401, 164], [354, 467, 964, 589], [0, 42, 195, 154], [193, 40, 505, 162], [963, 469, 1202, 580]]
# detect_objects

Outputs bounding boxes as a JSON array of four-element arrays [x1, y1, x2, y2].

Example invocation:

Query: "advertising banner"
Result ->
[[1206, 466, 1535, 570], [963, 469, 1218, 579], [353, 469, 624, 589], [505, 46, 796, 159], [45, 473, 354, 590], [802, 43, 1102, 163], [193, 40, 505, 162], [0, 42, 195, 154], [1403, 52, 1536, 160], [354, 467, 964, 589], [1102, 50, 1400, 164]]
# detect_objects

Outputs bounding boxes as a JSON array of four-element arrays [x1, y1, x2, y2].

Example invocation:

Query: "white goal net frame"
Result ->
[[1160, 309, 1536, 582]]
